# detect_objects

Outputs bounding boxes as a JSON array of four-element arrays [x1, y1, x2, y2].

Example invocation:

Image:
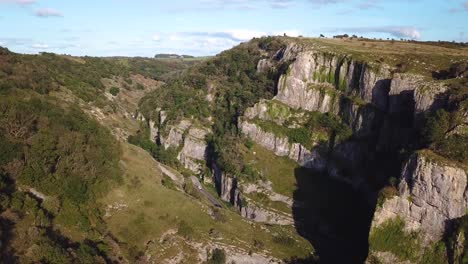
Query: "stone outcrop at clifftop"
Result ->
[[372, 152, 468, 242]]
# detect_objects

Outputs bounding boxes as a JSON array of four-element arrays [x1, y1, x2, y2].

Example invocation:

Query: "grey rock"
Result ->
[[178, 126, 210, 173], [372, 152, 468, 242], [240, 119, 327, 171], [149, 119, 158, 143]]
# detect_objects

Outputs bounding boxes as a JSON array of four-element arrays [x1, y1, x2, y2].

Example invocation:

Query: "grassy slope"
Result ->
[[243, 144, 300, 198], [102, 143, 313, 261]]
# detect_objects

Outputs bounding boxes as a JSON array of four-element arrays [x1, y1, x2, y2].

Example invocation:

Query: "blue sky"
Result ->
[[0, 0, 467, 57]]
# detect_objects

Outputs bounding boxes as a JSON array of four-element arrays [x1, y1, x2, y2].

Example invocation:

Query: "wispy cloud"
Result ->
[[31, 43, 49, 49], [0, 0, 36, 5], [0, 37, 32, 46], [330, 26, 421, 39], [449, 1, 468, 13], [35, 8, 63, 17], [170, 0, 348, 11], [358, 0, 380, 9], [178, 29, 301, 42], [152, 34, 161, 42]]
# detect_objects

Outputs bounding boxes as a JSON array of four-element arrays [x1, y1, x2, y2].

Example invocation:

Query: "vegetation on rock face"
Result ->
[[369, 217, 421, 261], [127, 123, 180, 168], [445, 214, 468, 263], [420, 81, 468, 164]]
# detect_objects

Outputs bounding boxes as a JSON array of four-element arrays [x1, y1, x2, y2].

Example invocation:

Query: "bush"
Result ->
[[109, 86, 120, 96], [421, 109, 450, 145], [161, 176, 176, 190], [272, 235, 295, 247], [369, 217, 420, 261], [208, 248, 226, 264], [177, 221, 194, 239], [376, 186, 398, 208]]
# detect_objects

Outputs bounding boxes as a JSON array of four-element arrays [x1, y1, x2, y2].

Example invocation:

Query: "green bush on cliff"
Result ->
[[369, 217, 420, 261], [421, 109, 450, 144], [421, 108, 467, 163]]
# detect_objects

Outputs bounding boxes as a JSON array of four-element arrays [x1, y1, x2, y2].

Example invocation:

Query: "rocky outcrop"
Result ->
[[178, 127, 210, 173], [372, 152, 468, 242], [212, 163, 293, 225], [161, 119, 192, 149], [240, 119, 327, 171], [274, 46, 392, 113], [256, 59, 273, 74], [158, 119, 210, 173], [149, 119, 158, 143]]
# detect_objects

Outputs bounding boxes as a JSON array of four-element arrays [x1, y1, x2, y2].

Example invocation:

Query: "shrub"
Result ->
[[109, 86, 120, 96], [272, 235, 295, 247], [208, 248, 226, 264], [161, 176, 176, 190], [421, 109, 450, 144], [177, 220, 194, 239], [376, 186, 398, 208], [369, 217, 420, 261]]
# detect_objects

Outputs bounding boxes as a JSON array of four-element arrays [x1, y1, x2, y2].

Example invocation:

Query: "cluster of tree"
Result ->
[[0, 92, 122, 262]]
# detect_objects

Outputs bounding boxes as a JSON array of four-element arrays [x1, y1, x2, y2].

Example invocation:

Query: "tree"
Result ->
[[109, 86, 120, 96], [421, 109, 450, 145]]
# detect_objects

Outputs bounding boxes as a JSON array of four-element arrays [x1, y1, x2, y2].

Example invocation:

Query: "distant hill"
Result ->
[[154, 53, 195, 59]]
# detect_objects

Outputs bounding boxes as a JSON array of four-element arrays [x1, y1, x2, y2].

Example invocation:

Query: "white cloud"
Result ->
[[169, 34, 183, 41], [35, 8, 63, 17], [152, 34, 161, 41], [331, 26, 421, 39], [31, 43, 49, 49], [0, 0, 36, 5], [388, 27, 421, 39], [224, 29, 267, 41]]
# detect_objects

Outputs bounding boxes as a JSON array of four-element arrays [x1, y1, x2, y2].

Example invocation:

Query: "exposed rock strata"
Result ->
[[372, 152, 468, 242]]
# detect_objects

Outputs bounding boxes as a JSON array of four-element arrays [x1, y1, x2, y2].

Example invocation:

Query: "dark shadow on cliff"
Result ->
[[291, 166, 375, 264]]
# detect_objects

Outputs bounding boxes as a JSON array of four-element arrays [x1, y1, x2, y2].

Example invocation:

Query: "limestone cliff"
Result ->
[[212, 163, 293, 225], [156, 118, 211, 173], [372, 152, 467, 242]]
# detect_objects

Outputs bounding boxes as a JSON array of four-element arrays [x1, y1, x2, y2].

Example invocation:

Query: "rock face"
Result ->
[[178, 127, 210, 173], [240, 119, 327, 171], [274, 48, 392, 113], [372, 152, 468, 242], [161, 119, 192, 150], [159, 119, 210, 173], [212, 163, 293, 225], [246, 44, 452, 180]]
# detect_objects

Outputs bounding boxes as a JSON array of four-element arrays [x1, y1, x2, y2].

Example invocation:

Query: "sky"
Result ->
[[0, 0, 467, 57]]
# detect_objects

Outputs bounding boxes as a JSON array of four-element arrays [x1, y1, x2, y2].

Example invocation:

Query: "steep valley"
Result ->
[[0, 37, 467, 264]]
